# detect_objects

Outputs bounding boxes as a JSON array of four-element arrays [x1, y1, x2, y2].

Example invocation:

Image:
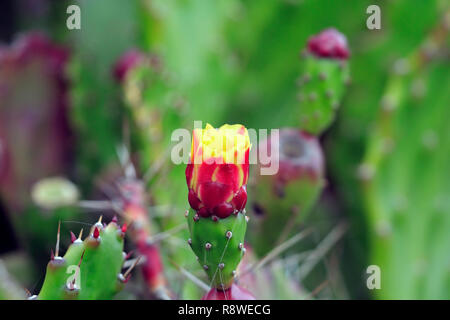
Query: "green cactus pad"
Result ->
[[362, 45, 450, 299], [187, 209, 247, 289], [38, 222, 125, 300], [296, 56, 349, 135], [251, 175, 324, 256]]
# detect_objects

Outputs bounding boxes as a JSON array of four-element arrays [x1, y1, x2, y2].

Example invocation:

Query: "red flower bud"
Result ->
[[186, 124, 251, 219], [307, 28, 350, 60]]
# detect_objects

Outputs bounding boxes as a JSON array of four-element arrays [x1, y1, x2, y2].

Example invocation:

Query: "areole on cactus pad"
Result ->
[[185, 123, 254, 299]]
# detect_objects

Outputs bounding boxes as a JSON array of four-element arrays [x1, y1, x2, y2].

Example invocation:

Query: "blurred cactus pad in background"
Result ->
[[0, 0, 449, 300]]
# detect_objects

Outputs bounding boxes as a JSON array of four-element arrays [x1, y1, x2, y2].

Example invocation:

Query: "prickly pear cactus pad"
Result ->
[[296, 28, 350, 135], [361, 21, 450, 299], [187, 208, 247, 289], [251, 129, 325, 255], [185, 124, 253, 293], [37, 218, 127, 300]]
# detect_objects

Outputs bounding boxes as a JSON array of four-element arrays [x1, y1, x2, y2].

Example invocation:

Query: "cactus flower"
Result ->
[[186, 124, 250, 219], [185, 124, 253, 295]]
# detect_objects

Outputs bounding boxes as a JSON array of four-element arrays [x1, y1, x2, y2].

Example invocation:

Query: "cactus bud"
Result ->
[[296, 28, 350, 135], [186, 124, 250, 219], [185, 124, 253, 294], [307, 28, 350, 60]]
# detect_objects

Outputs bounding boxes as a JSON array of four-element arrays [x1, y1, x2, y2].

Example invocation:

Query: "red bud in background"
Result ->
[[307, 28, 350, 60]]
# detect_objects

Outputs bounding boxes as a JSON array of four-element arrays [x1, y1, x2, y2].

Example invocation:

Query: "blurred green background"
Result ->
[[0, 0, 448, 300]]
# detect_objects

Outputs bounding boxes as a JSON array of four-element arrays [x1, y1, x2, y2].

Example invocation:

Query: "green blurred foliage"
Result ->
[[362, 31, 449, 298], [2, 0, 448, 299]]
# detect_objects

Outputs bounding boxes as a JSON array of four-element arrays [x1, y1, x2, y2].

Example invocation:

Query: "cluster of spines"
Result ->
[[35, 217, 136, 300]]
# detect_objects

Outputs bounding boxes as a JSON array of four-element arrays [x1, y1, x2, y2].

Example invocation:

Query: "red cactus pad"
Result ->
[[0, 32, 72, 211], [307, 28, 350, 60], [202, 284, 255, 300], [185, 124, 251, 219], [0, 32, 73, 212]]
